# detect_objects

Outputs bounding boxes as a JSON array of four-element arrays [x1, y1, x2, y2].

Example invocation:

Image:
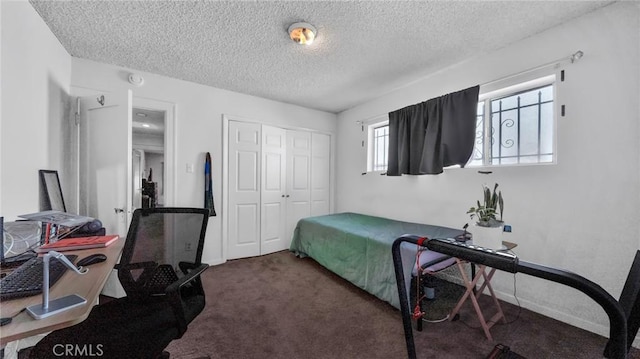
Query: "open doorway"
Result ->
[[132, 108, 165, 209]]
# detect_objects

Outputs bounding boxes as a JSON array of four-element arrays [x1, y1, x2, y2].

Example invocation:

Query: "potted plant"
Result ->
[[466, 183, 504, 248]]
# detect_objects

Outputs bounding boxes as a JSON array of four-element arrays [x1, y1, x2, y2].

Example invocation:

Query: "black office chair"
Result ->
[[28, 207, 210, 359]]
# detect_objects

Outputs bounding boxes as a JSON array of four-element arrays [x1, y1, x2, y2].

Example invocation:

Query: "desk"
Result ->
[[0, 238, 124, 346], [449, 240, 516, 341]]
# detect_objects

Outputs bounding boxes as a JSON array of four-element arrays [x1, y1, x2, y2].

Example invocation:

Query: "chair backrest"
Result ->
[[117, 207, 209, 298]]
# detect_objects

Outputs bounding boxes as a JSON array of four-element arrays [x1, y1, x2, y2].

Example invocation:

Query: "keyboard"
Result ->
[[0, 254, 78, 301]]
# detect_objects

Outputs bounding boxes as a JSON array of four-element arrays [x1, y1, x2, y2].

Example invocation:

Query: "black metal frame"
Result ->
[[392, 234, 627, 359]]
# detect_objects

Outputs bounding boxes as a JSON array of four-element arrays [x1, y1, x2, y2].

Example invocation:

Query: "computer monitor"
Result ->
[[39, 170, 67, 212]]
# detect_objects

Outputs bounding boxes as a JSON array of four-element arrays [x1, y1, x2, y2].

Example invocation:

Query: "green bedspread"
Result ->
[[289, 212, 464, 309]]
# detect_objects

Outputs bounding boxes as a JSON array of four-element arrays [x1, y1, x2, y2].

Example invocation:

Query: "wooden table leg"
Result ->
[[478, 268, 507, 326], [450, 260, 506, 341]]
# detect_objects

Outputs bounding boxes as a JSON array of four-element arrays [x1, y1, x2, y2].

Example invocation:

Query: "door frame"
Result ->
[[222, 114, 334, 263], [132, 97, 176, 209]]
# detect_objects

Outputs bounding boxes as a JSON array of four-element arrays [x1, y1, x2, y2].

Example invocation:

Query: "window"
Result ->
[[367, 120, 389, 172], [372, 124, 389, 171], [471, 76, 556, 166], [365, 75, 555, 172]]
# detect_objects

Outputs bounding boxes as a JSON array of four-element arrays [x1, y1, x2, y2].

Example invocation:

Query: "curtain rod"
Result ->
[[482, 50, 583, 88], [356, 50, 584, 125]]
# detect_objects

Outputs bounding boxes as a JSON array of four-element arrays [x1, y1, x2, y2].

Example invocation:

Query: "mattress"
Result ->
[[289, 212, 465, 309]]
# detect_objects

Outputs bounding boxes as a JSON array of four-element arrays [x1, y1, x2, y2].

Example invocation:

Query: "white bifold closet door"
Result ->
[[227, 120, 330, 260], [261, 125, 288, 255], [284, 130, 311, 248], [310, 132, 331, 216]]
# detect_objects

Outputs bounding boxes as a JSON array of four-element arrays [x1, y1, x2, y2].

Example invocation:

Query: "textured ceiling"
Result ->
[[29, 1, 612, 114]]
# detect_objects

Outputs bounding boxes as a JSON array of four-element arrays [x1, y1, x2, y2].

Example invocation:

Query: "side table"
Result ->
[[449, 241, 516, 340]]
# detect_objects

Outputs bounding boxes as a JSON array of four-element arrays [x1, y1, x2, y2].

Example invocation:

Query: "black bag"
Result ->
[[486, 344, 526, 359]]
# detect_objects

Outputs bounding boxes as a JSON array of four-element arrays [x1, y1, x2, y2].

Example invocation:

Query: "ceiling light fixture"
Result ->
[[141, 124, 151, 128], [288, 22, 316, 45]]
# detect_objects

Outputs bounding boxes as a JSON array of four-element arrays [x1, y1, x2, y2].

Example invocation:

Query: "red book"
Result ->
[[35, 235, 119, 253]]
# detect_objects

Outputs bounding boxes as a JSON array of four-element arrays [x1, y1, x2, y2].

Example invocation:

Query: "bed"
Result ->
[[289, 212, 466, 309]]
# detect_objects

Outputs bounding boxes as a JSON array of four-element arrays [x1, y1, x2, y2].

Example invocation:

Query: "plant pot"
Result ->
[[471, 224, 503, 249]]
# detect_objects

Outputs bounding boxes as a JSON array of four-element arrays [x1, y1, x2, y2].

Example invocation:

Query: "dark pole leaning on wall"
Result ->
[[205, 152, 216, 216]]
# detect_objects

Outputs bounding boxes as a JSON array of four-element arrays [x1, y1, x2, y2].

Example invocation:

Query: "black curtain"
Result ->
[[387, 85, 479, 175]]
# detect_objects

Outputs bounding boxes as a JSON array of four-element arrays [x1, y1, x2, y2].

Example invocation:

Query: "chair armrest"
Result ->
[[178, 261, 199, 275], [165, 263, 209, 336], [165, 263, 209, 293]]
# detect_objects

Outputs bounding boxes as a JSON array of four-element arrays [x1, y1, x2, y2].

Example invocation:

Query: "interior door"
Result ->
[[227, 121, 261, 259], [261, 125, 287, 254], [286, 130, 311, 243], [79, 91, 133, 238]]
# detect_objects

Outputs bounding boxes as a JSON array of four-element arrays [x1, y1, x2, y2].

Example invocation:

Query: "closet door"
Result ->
[[311, 132, 331, 216], [261, 125, 288, 254], [285, 130, 311, 242], [227, 121, 261, 260]]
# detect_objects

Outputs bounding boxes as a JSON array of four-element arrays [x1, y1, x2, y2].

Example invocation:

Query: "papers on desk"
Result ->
[[19, 210, 94, 228]]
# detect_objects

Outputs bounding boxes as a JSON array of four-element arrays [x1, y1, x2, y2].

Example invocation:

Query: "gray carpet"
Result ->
[[165, 251, 640, 359]]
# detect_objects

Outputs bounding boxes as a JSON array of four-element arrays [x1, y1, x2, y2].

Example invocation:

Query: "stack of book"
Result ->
[[35, 235, 119, 253]]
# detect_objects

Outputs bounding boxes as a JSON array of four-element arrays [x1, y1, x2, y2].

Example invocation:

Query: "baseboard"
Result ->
[[203, 256, 225, 266], [434, 264, 640, 350], [493, 289, 640, 349]]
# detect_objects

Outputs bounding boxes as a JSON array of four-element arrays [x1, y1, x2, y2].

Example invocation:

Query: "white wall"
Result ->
[[133, 132, 164, 153], [337, 2, 640, 341], [69, 58, 336, 265], [0, 1, 72, 219]]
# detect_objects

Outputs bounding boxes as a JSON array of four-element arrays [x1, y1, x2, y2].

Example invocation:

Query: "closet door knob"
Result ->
[[286, 195, 290, 198], [281, 195, 285, 197]]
